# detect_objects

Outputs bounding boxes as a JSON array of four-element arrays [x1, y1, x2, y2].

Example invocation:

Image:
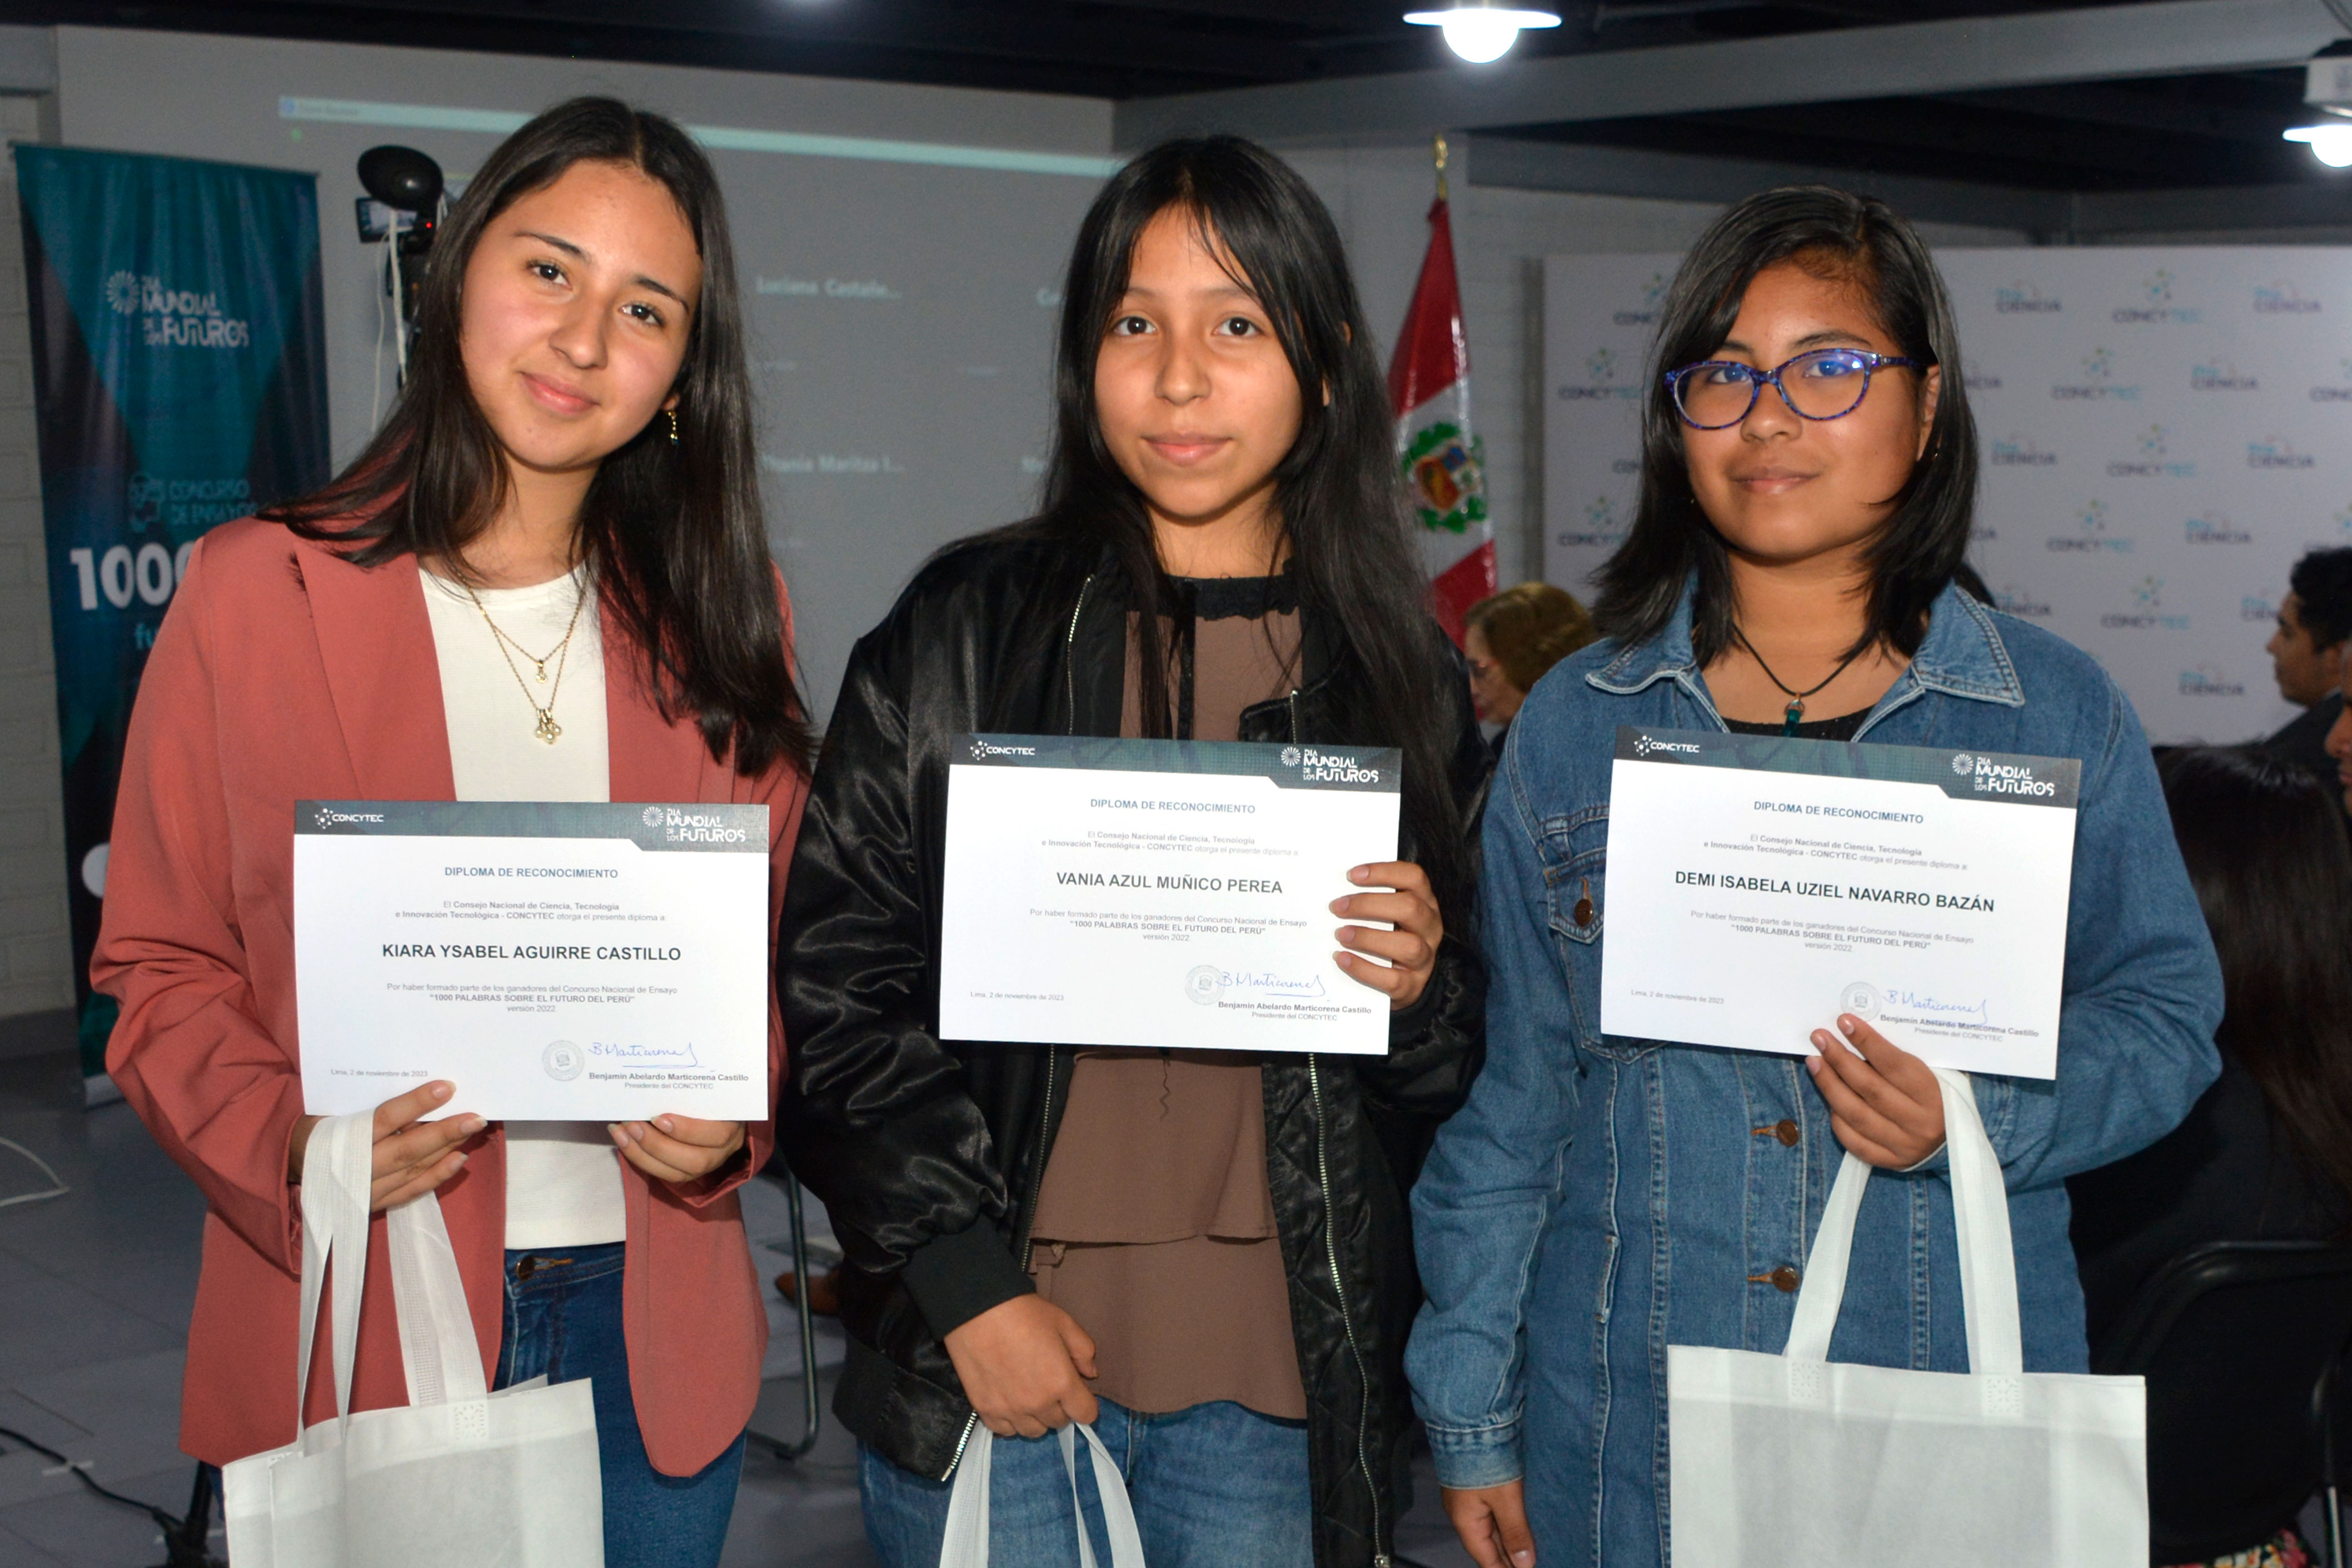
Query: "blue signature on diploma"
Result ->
[[1886, 990, 1992, 1027], [1223, 971, 1329, 1000], [589, 1041, 701, 1066]]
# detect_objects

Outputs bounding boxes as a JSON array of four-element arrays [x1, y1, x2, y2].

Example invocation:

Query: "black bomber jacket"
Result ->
[[777, 531, 1488, 1568]]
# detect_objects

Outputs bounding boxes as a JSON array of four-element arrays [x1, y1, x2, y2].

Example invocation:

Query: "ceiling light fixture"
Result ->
[[2291, 57, 2352, 167], [1404, 2, 1562, 63], [2285, 122, 2352, 168]]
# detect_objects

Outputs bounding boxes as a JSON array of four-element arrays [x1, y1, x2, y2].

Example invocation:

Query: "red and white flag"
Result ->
[[1388, 195, 1495, 648]]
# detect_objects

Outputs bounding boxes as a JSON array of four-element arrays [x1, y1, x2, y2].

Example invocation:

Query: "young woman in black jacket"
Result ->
[[778, 137, 1487, 1568]]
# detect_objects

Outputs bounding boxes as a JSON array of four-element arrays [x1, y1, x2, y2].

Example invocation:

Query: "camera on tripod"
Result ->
[[353, 145, 443, 379]]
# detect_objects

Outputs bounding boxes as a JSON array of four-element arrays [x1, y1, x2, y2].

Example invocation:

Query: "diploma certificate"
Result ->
[[939, 735, 1401, 1056], [1600, 727, 2080, 1078], [295, 801, 770, 1118]]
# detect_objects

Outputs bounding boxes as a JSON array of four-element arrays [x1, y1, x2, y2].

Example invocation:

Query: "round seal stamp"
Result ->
[[1838, 982, 1881, 1020], [542, 1040, 585, 1081], [1184, 965, 1224, 1005]]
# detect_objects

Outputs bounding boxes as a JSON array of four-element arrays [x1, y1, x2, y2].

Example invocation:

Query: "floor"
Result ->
[[0, 1040, 1475, 1567]]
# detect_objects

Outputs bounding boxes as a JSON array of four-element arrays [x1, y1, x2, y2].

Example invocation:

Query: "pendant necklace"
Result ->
[[464, 570, 589, 744], [1728, 625, 1865, 736]]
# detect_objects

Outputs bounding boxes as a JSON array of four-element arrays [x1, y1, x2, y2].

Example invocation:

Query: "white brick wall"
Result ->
[[0, 91, 73, 1020]]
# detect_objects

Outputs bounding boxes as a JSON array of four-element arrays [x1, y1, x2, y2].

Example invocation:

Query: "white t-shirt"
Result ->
[[419, 565, 625, 1249]]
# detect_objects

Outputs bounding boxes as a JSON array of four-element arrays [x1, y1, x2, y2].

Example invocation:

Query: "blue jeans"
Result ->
[[860, 1397, 1311, 1568], [494, 1244, 746, 1568]]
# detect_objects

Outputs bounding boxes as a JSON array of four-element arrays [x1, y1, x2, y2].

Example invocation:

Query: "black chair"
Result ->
[[744, 1157, 825, 1461], [2096, 1241, 2352, 1565]]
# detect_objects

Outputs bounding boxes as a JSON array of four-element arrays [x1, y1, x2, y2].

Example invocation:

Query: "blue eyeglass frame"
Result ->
[[1662, 348, 1926, 430]]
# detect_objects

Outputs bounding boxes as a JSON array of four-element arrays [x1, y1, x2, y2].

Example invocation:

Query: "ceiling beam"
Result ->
[[2069, 178, 2352, 232], [1927, 82, 2300, 146], [116, 0, 1323, 83], [1113, 0, 2346, 149], [1465, 134, 2075, 232], [1467, 136, 2352, 237]]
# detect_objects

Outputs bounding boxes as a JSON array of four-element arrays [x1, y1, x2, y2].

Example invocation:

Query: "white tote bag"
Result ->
[[224, 1113, 605, 1567], [939, 1424, 1148, 1568], [1667, 1068, 2147, 1567]]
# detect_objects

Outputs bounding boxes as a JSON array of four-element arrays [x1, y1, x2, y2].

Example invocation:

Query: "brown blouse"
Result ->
[[1027, 575, 1309, 1419]]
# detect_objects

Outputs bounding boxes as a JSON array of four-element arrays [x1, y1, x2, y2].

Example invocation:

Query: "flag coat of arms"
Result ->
[[1389, 196, 1496, 646]]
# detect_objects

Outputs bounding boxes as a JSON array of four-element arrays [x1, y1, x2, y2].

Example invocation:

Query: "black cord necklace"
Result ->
[[1730, 625, 1866, 736]]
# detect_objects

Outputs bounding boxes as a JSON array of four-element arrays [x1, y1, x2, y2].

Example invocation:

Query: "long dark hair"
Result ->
[[264, 97, 811, 777], [1594, 186, 1978, 666], [997, 135, 1471, 913], [2159, 746, 2352, 1226]]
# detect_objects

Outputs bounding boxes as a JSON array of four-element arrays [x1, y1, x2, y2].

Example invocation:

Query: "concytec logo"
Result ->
[[1293, 746, 1382, 783], [1634, 735, 1700, 757], [2106, 423, 2195, 479], [2052, 346, 2140, 402], [1555, 493, 1628, 550], [1557, 346, 1641, 402], [2112, 269, 2201, 324], [312, 807, 386, 828], [1611, 272, 1668, 327], [968, 739, 1038, 759]]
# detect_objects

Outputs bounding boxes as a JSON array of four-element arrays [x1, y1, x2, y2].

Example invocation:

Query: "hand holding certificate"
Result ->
[[939, 735, 1404, 1055], [1601, 727, 2080, 1078]]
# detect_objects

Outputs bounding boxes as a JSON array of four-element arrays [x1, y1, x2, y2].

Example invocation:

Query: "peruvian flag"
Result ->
[[1388, 196, 1495, 648]]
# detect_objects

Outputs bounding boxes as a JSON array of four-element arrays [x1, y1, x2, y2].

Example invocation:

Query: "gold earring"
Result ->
[[667, 409, 680, 445]]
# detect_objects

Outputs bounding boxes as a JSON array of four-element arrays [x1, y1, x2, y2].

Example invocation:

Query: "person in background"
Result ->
[[93, 99, 810, 1568], [2261, 547, 2352, 783], [779, 137, 1487, 1568], [1408, 184, 2223, 1568], [1462, 582, 1596, 753], [2070, 746, 2352, 1568]]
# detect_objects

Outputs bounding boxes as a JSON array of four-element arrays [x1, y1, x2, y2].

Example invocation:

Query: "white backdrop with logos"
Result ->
[[1543, 247, 2352, 745]]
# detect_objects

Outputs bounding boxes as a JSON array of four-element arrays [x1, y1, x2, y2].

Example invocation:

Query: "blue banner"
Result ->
[[15, 146, 328, 1087]]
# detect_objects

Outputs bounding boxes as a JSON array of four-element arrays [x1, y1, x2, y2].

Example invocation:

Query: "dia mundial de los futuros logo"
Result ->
[[1953, 752, 2056, 798], [104, 268, 252, 349], [1288, 745, 1382, 783], [649, 806, 751, 845]]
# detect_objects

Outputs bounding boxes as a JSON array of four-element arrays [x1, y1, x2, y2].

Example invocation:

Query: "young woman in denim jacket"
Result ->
[[1406, 187, 2226, 1568]]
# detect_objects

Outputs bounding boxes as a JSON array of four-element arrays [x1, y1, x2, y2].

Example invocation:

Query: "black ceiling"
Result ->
[[0, 0, 2328, 193]]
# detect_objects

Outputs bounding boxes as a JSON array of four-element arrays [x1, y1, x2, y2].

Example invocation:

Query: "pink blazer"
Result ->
[[92, 517, 807, 1476]]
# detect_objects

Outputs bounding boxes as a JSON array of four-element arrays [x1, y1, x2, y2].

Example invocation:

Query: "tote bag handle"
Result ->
[[939, 1424, 1148, 1568], [287, 1111, 491, 1437], [1782, 1067, 2023, 1377], [290, 1113, 372, 1432]]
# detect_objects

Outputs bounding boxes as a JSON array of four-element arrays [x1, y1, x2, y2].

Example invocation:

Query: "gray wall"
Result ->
[[0, 92, 70, 1019]]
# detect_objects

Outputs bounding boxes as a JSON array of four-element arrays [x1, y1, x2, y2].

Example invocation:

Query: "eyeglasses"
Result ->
[[1663, 348, 1925, 430]]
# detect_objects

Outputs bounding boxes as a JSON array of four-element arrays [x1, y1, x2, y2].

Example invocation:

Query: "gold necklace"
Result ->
[[462, 571, 589, 745]]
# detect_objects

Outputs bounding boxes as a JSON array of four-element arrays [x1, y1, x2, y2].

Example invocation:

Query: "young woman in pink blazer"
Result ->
[[93, 98, 809, 1567]]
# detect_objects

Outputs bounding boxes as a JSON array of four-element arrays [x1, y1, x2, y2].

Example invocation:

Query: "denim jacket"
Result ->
[[1405, 580, 2223, 1568]]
